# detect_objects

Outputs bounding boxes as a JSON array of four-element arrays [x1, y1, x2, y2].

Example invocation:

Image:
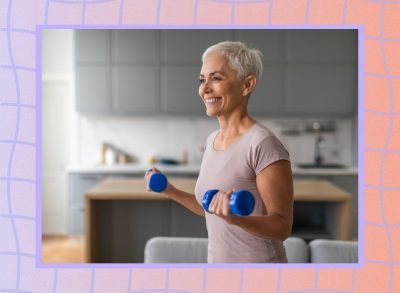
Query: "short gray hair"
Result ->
[[202, 41, 263, 81]]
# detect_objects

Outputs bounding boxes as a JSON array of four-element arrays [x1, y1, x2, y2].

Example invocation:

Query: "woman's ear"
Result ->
[[242, 75, 257, 97]]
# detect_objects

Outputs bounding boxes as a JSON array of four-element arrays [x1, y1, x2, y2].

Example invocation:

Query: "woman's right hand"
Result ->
[[144, 167, 174, 195]]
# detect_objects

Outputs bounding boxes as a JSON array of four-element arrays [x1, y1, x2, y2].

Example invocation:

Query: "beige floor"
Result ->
[[42, 235, 85, 263]]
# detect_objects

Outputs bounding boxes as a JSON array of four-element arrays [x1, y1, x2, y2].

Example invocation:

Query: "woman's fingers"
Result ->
[[209, 190, 233, 217], [144, 167, 158, 190]]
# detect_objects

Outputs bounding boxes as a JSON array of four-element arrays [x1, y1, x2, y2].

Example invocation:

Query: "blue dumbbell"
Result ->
[[146, 169, 167, 192], [202, 189, 255, 216]]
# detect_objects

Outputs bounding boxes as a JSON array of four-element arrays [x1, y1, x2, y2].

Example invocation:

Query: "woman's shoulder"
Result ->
[[248, 123, 290, 159], [249, 123, 277, 143]]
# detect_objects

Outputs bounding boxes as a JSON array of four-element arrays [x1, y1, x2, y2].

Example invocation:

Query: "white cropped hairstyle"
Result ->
[[202, 41, 263, 81]]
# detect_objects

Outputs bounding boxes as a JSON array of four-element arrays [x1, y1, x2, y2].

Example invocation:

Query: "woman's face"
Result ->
[[199, 53, 247, 117]]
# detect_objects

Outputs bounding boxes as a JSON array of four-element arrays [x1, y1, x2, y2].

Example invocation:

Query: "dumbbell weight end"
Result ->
[[202, 189, 255, 216], [147, 169, 168, 192]]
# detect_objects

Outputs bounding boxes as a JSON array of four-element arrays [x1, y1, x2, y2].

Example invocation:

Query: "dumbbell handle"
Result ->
[[146, 169, 168, 192], [202, 189, 255, 216]]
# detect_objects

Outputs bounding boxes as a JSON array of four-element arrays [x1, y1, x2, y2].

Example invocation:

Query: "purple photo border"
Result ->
[[35, 24, 365, 269]]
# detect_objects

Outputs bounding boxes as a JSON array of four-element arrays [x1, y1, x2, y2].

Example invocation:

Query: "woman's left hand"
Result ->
[[208, 189, 237, 224]]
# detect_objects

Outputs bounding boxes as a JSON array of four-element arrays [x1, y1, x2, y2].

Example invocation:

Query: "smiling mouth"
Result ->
[[204, 97, 222, 104]]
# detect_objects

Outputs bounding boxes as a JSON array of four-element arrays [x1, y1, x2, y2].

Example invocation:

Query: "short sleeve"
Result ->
[[251, 136, 290, 175]]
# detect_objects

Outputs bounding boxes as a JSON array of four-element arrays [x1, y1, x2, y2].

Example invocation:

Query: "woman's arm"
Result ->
[[208, 160, 293, 241], [145, 168, 205, 217], [164, 184, 205, 217]]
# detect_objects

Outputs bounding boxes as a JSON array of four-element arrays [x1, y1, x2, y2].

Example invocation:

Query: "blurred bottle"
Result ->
[[181, 149, 188, 165], [105, 147, 116, 165], [147, 155, 157, 165], [118, 152, 128, 164], [100, 143, 106, 164]]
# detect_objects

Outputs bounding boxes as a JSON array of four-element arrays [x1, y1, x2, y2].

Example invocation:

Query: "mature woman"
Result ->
[[145, 41, 293, 263]]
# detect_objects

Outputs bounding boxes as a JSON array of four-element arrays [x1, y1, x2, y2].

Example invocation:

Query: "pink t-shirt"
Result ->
[[195, 123, 291, 263]]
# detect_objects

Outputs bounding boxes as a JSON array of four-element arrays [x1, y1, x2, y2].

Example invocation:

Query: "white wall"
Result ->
[[42, 29, 74, 76], [78, 116, 354, 167], [42, 29, 75, 234]]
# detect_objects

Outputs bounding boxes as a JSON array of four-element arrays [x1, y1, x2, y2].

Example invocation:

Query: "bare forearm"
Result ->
[[164, 185, 205, 217], [231, 214, 292, 241]]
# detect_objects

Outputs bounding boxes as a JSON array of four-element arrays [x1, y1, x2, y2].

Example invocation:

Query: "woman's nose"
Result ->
[[201, 80, 211, 93]]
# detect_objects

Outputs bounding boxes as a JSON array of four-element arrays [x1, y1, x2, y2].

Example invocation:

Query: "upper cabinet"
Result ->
[[285, 65, 357, 115], [75, 30, 160, 115], [161, 30, 234, 64], [75, 66, 111, 114], [248, 66, 285, 115], [112, 30, 159, 64], [285, 30, 357, 116], [286, 29, 357, 63], [235, 30, 286, 64], [75, 30, 111, 64], [160, 66, 205, 115], [75, 29, 358, 117], [112, 66, 159, 114]]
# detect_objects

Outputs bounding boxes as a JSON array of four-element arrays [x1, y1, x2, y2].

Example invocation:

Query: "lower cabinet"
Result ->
[[89, 200, 207, 263], [70, 172, 358, 262], [293, 174, 358, 240], [68, 172, 200, 235], [68, 204, 85, 235], [68, 173, 117, 234]]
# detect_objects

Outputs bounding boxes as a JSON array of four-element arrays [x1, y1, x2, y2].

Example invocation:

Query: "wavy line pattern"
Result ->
[[0, 0, 399, 292]]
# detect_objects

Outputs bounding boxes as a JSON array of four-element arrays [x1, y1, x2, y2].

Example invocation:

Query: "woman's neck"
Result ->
[[217, 111, 257, 140]]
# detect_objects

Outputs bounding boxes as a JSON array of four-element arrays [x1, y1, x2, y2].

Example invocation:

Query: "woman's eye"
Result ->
[[199, 79, 205, 84], [212, 76, 222, 81]]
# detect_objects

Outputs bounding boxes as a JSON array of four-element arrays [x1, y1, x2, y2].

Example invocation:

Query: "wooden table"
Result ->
[[85, 178, 352, 262]]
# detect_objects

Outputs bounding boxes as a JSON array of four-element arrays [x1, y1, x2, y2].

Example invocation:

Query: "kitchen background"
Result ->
[[41, 29, 358, 262]]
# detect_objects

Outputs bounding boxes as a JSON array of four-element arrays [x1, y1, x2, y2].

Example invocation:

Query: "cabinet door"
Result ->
[[69, 204, 85, 235], [286, 29, 357, 63], [75, 66, 111, 114], [68, 174, 106, 205], [112, 30, 159, 65], [248, 66, 285, 115], [235, 29, 285, 64], [161, 30, 234, 64], [285, 65, 357, 116], [68, 173, 106, 234], [112, 66, 159, 114], [160, 66, 205, 115], [75, 30, 110, 63]]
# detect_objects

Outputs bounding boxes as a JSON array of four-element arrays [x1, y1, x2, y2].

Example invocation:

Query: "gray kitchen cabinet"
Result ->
[[161, 30, 234, 64], [171, 202, 207, 237], [112, 30, 159, 65], [68, 172, 148, 234], [160, 66, 205, 115], [112, 66, 160, 114], [75, 66, 111, 115], [68, 173, 106, 234], [294, 174, 358, 239], [69, 203, 85, 235], [285, 65, 357, 116], [235, 29, 286, 64], [74, 29, 357, 117], [286, 29, 357, 64], [75, 30, 110, 64], [248, 66, 285, 115]]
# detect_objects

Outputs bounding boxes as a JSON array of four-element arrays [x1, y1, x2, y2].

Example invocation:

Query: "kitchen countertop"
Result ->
[[86, 178, 352, 201], [66, 163, 358, 176], [85, 177, 353, 257]]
